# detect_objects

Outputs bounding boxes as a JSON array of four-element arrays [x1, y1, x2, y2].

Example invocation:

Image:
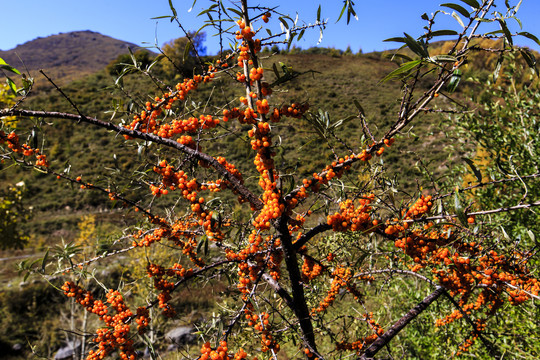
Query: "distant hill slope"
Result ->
[[0, 31, 143, 88]]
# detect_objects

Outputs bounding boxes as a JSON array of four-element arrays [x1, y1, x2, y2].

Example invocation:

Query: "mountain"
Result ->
[[0, 31, 143, 87]]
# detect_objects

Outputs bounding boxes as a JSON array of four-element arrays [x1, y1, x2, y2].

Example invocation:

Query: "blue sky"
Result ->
[[1, 0, 539, 53]]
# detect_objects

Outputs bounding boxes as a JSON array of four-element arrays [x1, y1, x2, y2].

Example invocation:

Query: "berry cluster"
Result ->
[[313, 266, 361, 313], [301, 256, 323, 281], [61, 282, 139, 360], [336, 313, 385, 354], [0, 131, 49, 167], [327, 195, 375, 232]]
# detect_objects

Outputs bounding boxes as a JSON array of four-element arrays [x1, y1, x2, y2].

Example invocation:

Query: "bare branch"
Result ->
[[0, 108, 264, 210]]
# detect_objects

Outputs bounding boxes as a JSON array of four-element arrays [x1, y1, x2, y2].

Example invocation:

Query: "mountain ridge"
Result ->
[[0, 30, 145, 88]]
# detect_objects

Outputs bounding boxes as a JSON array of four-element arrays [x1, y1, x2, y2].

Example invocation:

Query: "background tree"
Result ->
[[161, 31, 207, 78], [0, 1, 539, 359]]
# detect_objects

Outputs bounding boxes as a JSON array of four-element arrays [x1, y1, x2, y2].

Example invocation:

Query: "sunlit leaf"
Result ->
[[431, 54, 458, 63], [0, 62, 21, 75], [452, 12, 465, 28], [380, 59, 422, 83], [6, 77, 17, 95]]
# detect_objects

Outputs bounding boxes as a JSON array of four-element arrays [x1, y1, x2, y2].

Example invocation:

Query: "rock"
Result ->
[[165, 326, 196, 347], [54, 340, 81, 360]]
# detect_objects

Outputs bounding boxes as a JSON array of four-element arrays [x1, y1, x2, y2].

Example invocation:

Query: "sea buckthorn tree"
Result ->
[[1, 0, 539, 359]]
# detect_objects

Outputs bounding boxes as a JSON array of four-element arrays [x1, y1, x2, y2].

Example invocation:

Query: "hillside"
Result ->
[[0, 30, 143, 88]]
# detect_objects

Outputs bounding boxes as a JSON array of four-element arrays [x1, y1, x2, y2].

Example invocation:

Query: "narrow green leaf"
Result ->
[[347, 2, 358, 24], [279, 17, 289, 30], [227, 7, 243, 18], [336, 2, 347, 23], [198, 8, 214, 16], [446, 69, 462, 93], [493, 55, 503, 82], [297, 29, 305, 41], [331, 115, 356, 130], [197, 236, 206, 255], [31, 126, 38, 149], [183, 39, 191, 61], [403, 33, 428, 57], [431, 54, 458, 62], [527, 229, 536, 244], [287, 32, 297, 50], [0, 64, 21, 75], [168, 0, 178, 17], [452, 12, 465, 28], [427, 29, 459, 38], [454, 190, 462, 211], [266, 28, 272, 37], [151, 15, 172, 19], [41, 249, 49, 272], [500, 226, 510, 240], [511, 16, 522, 30], [484, 29, 504, 36], [462, 157, 482, 183], [6, 77, 17, 95], [317, 5, 321, 22], [496, 154, 511, 175], [353, 100, 365, 117], [459, 0, 480, 9], [219, 1, 228, 16], [383, 37, 407, 43], [515, 0, 523, 13], [454, 192, 468, 225], [188, 0, 197, 12], [272, 63, 280, 78], [519, 49, 537, 74], [518, 32, 540, 47], [497, 19, 513, 46], [441, 3, 470, 18], [380, 59, 422, 83], [385, 53, 414, 63]]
